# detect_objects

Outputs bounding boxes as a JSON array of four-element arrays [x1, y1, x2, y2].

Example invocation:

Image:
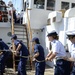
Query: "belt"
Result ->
[[35, 59, 45, 62], [56, 57, 63, 60], [55, 56, 67, 61], [54, 57, 66, 65], [19, 55, 30, 58]]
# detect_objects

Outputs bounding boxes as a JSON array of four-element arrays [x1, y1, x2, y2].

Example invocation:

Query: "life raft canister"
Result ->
[[0, 11, 2, 21], [9, 10, 11, 16]]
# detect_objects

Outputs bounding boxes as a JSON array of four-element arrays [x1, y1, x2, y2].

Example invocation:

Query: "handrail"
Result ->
[[11, 8, 33, 71], [26, 8, 33, 69], [26, 8, 32, 43], [11, 7, 15, 72]]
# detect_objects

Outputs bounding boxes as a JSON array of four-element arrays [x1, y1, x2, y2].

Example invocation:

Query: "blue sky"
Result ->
[[3, 0, 23, 12]]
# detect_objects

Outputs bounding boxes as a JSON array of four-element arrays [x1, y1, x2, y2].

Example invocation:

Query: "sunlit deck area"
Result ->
[[4, 67, 54, 75]]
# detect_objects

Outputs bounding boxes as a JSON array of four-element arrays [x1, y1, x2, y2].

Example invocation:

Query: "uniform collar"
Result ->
[[51, 40, 56, 45], [0, 40, 2, 42], [71, 42, 75, 46]]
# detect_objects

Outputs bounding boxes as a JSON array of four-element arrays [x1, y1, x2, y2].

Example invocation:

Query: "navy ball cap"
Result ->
[[31, 37, 39, 42], [11, 34, 17, 40]]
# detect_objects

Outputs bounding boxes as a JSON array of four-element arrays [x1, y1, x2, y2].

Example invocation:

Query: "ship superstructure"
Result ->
[[0, 0, 75, 74], [23, 0, 75, 67]]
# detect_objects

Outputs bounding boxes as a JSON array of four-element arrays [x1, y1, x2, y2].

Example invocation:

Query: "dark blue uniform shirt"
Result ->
[[34, 44, 45, 61], [0, 40, 9, 74], [0, 41, 9, 51], [14, 40, 29, 56]]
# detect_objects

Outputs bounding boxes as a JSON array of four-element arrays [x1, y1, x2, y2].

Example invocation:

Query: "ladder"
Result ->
[[13, 23, 32, 71], [10, 8, 33, 73]]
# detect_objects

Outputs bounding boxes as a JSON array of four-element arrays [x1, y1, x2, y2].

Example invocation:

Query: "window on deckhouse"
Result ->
[[61, 2, 69, 10], [34, 0, 45, 9], [46, 0, 55, 11], [71, 3, 75, 8]]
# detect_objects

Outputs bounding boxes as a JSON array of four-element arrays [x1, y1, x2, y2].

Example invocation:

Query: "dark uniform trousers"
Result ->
[[54, 59, 71, 75], [18, 58, 27, 75], [71, 65, 75, 75], [0, 55, 4, 75], [0, 51, 9, 75], [35, 62, 45, 75]]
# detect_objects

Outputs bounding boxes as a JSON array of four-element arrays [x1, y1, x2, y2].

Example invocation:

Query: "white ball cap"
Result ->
[[47, 30, 58, 36], [8, 1, 13, 6], [49, 30, 58, 34], [66, 30, 75, 35]]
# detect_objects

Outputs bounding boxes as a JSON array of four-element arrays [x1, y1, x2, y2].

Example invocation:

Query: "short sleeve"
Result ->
[[71, 44, 75, 58], [34, 45, 39, 53], [52, 42, 59, 53], [0, 42, 3, 50], [2, 42, 9, 50], [72, 52, 75, 59], [14, 41, 20, 46]]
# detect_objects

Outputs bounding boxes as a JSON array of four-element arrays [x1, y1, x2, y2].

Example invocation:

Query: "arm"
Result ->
[[67, 58, 75, 61], [46, 51, 53, 61], [33, 52, 39, 58], [0, 52, 3, 55], [9, 45, 16, 51], [47, 52, 57, 61], [63, 57, 75, 62], [33, 45, 40, 61], [33, 52, 39, 61], [33, 45, 40, 58], [16, 43, 22, 51], [15, 44, 22, 55], [46, 51, 53, 57], [47, 42, 59, 61]]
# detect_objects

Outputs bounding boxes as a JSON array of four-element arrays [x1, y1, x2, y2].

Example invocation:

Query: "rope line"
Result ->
[[0, 50, 31, 58]]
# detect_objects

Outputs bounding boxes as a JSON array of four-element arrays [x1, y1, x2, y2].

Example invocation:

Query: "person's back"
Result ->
[[11, 34, 28, 75], [34, 44, 45, 61], [0, 39, 9, 57], [13, 11, 17, 23], [20, 10, 24, 24], [31, 37, 45, 75], [20, 10, 24, 18], [14, 40, 29, 57], [16, 13, 21, 23], [51, 40, 66, 58], [1, 41, 9, 50], [20, 41, 29, 56], [0, 39, 9, 51], [0, 41, 3, 50], [0, 39, 9, 75]]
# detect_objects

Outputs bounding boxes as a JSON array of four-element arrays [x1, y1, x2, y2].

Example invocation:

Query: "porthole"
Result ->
[[7, 32, 12, 37]]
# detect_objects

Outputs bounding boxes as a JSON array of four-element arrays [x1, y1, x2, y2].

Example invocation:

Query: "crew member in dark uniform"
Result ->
[[11, 34, 29, 75], [0, 38, 9, 75], [31, 37, 45, 75]]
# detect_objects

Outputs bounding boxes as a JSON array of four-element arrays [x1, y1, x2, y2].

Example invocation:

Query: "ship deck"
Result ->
[[4, 66, 54, 75]]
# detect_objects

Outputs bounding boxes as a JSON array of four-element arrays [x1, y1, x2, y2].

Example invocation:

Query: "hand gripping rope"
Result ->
[[0, 50, 46, 62], [0, 50, 30, 58]]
